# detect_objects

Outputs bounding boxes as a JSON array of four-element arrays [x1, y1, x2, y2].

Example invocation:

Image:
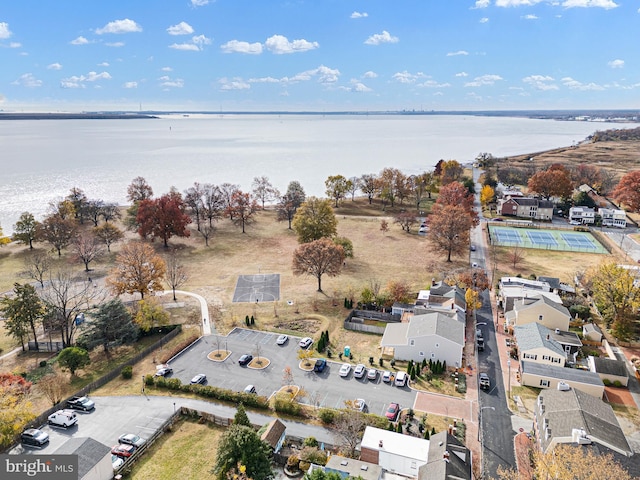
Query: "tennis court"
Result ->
[[489, 226, 608, 253]]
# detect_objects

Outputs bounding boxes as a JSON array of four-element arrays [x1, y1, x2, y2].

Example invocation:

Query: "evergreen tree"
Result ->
[[396, 422, 403, 434], [77, 298, 138, 354], [213, 424, 273, 480], [234, 403, 251, 427]]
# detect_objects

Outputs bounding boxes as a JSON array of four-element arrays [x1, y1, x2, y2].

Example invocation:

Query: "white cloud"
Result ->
[[123, 81, 138, 88], [96, 19, 142, 35], [562, 0, 618, 8], [419, 80, 451, 88], [464, 74, 503, 87], [167, 22, 194, 36], [455, 72, 469, 77], [496, 0, 545, 6], [219, 77, 250, 90], [106, 42, 125, 47], [169, 43, 200, 51], [364, 30, 399, 45], [264, 35, 319, 54], [608, 59, 624, 68], [191, 0, 211, 6], [363, 71, 378, 79], [522, 74, 558, 90], [160, 78, 184, 88], [472, 0, 490, 8], [9, 42, 21, 48], [0, 22, 11, 39], [98, 62, 110, 67], [392, 71, 427, 84], [351, 11, 368, 19], [192, 35, 212, 47], [161, 66, 173, 72], [248, 76, 281, 84], [12, 73, 42, 88], [70, 36, 89, 45], [47, 63, 62, 70], [350, 81, 372, 92], [447, 50, 469, 56], [305, 65, 340, 84], [561, 77, 605, 90], [221, 40, 263, 54], [522, 14, 539, 19], [60, 71, 111, 89], [480, 17, 489, 23]]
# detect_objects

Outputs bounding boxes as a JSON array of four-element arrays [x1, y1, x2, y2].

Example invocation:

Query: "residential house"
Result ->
[[53, 437, 112, 480], [534, 387, 633, 457], [504, 295, 571, 332], [514, 323, 567, 368], [569, 206, 595, 224], [588, 356, 629, 387], [498, 277, 566, 312], [498, 196, 554, 221], [582, 323, 603, 343], [323, 456, 383, 480], [599, 208, 627, 228], [260, 418, 286, 454], [418, 432, 473, 480], [520, 361, 604, 398], [360, 427, 430, 477], [380, 312, 465, 368], [415, 281, 466, 313], [537, 276, 576, 297]]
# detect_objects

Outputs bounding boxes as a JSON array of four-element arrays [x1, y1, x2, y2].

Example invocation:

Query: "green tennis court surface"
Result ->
[[488, 225, 608, 254]]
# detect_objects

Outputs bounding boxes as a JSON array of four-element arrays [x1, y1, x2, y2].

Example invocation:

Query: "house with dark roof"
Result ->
[[53, 437, 112, 480], [418, 432, 472, 480], [534, 387, 633, 457], [514, 323, 568, 368], [380, 312, 465, 368], [537, 276, 576, 296], [505, 295, 571, 332], [498, 196, 554, 220], [260, 418, 286, 453], [588, 356, 629, 387], [416, 281, 466, 313], [323, 455, 383, 480], [520, 361, 604, 398]]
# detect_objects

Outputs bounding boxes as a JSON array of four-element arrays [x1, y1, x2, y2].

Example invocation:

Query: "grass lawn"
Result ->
[[126, 417, 222, 480]]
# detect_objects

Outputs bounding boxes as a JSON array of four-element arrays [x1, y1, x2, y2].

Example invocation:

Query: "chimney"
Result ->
[[546, 334, 550, 340], [431, 278, 436, 287], [379, 440, 383, 448], [443, 451, 450, 462]]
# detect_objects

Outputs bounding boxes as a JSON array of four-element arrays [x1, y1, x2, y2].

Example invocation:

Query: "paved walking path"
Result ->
[[159, 289, 214, 335]]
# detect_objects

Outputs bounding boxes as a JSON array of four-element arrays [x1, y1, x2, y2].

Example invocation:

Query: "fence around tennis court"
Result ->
[[487, 225, 609, 254]]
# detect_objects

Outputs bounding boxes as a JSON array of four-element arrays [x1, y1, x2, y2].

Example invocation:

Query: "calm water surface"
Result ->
[[1, 114, 637, 233]]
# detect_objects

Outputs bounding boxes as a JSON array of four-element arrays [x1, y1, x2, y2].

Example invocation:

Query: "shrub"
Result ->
[[303, 437, 319, 448], [287, 455, 300, 472], [299, 446, 327, 466], [121, 365, 133, 379], [159, 335, 199, 364], [602, 378, 611, 385], [39, 360, 47, 368], [274, 397, 302, 416], [144, 374, 155, 385], [613, 380, 622, 388], [318, 408, 336, 424]]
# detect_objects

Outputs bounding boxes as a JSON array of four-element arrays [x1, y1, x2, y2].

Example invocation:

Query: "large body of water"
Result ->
[[1, 114, 638, 234]]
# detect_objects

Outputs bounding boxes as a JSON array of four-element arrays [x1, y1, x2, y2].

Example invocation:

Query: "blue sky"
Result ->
[[1, 0, 638, 111]]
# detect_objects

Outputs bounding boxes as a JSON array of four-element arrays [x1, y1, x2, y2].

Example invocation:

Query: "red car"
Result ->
[[112, 443, 135, 458], [385, 402, 400, 421]]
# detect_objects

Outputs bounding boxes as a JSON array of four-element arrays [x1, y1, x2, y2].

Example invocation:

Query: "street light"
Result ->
[[507, 359, 512, 399]]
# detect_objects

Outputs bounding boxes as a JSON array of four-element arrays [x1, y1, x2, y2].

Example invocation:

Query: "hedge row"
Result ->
[[147, 374, 270, 409], [159, 335, 200, 364]]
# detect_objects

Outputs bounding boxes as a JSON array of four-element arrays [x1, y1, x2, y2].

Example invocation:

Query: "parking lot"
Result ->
[[167, 328, 418, 418]]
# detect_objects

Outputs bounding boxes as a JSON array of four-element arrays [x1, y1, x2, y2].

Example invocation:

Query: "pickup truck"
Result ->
[[66, 396, 95, 411]]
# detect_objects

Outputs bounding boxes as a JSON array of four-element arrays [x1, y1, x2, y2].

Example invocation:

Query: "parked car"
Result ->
[[238, 354, 253, 366], [244, 385, 257, 394], [352, 398, 367, 412], [339, 363, 351, 377], [470, 245, 476, 251], [353, 364, 367, 379], [111, 443, 135, 458], [111, 454, 125, 470], [385, 402, 400, 421], [314, 359, 327, 372], [382, 371, 392, 383], [419, 226, 428, 233], [48, 409, 78, 428], [21, 428, 49, 447], [66, 395, 95, 411], [367, 368, 378, 381], [299, 337, 313, 349], [472, 262, 479, 268], [190, 374, 207, 385], [479, 373, 491, 390], [154, 364, 173, 377], [394, 371, 408, 387], [570, 220, 581, 225], [118, 433, 146, 448], [276, 334, 289, 345]]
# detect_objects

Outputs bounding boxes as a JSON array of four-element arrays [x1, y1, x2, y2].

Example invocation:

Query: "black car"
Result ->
[[66, 395, 95, 411], [238, 354, 253, 366], [21, 428, 49, 447], [314, 359, 327, 372]]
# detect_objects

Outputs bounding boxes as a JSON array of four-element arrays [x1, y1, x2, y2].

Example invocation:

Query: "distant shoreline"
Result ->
[[0, 109, 638, 123]]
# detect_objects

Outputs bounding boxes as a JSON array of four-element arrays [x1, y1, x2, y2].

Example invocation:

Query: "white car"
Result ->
[[569, 220, 581, 225], [353, 364, 367, 379], [299, 337, 313, 349], [419, 226, 428, 233], [367, 368, 378, 381], [276, 334, 288, 345], [48, 409, 78, 428], [339, 363, 351, 377], [353, 398, 367, 412], [382, 371, 392, 383]]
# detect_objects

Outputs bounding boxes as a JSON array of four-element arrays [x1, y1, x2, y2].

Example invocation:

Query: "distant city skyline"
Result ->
[[1, 0, 638, 112]]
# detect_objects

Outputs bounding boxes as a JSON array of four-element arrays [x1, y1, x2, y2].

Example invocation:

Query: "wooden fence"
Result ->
[[343, 309, 400, 335]]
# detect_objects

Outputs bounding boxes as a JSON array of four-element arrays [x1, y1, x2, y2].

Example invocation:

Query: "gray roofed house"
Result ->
[[588, 356, 629, 387], [534, 387, 633, 457], [520, 361, 604, 398], [514, 323, 567, 367], [505, 295, 571, 332], [323, 455, 383, 480], [380, 312, 465, 368], [418, 431, 472, 480], [537, 276, 576, 296], [416, 281, 466, 312], [53, 437, 112, 480], [582, 322, 603, 343]]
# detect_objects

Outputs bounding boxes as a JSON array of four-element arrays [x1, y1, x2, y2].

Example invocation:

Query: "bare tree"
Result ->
[[199, 223, 215, 247], [347, 176, 360, 201], [202, 183, 224, 228], [509, 245, 526, 269], [94, 223, 124, 253], [292, 238, 345, 292], [85, 199, 105, 227], [39, 373, 65, 406], [101, 203, 121, 223], [252, 176, 279, 209], [73, 233, 105, 271], [393, 212, 418, 232], [164, 250, 189, 301], [23, 251, 52, 288], [331, 411, 368, 456], [184, 182, 205, 232]]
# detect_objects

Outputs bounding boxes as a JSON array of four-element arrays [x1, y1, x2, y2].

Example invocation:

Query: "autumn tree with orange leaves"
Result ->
[[527, 165, 573, 200], [612, 170, 640, 212], [108, 242, 166, 299], [137, 191, 191, 247], [292, 238, 345, 292]]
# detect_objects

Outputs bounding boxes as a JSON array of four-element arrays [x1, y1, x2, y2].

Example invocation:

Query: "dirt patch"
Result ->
[[605, 386, 637, 407], [275, 318, 323, 334]]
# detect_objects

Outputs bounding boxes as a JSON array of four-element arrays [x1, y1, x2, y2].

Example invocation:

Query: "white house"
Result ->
[[380, 312, 465, 368], [514, 323, 567, 368], [504, 295, 571, 332], [599, 208, 627, 228], [569, 206, 595, 224], [360, 427, 430, 477]]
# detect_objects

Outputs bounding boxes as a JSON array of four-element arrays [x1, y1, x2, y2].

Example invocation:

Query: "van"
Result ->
[[394, 371, 408, 387], [48, 409, 77, 428]]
